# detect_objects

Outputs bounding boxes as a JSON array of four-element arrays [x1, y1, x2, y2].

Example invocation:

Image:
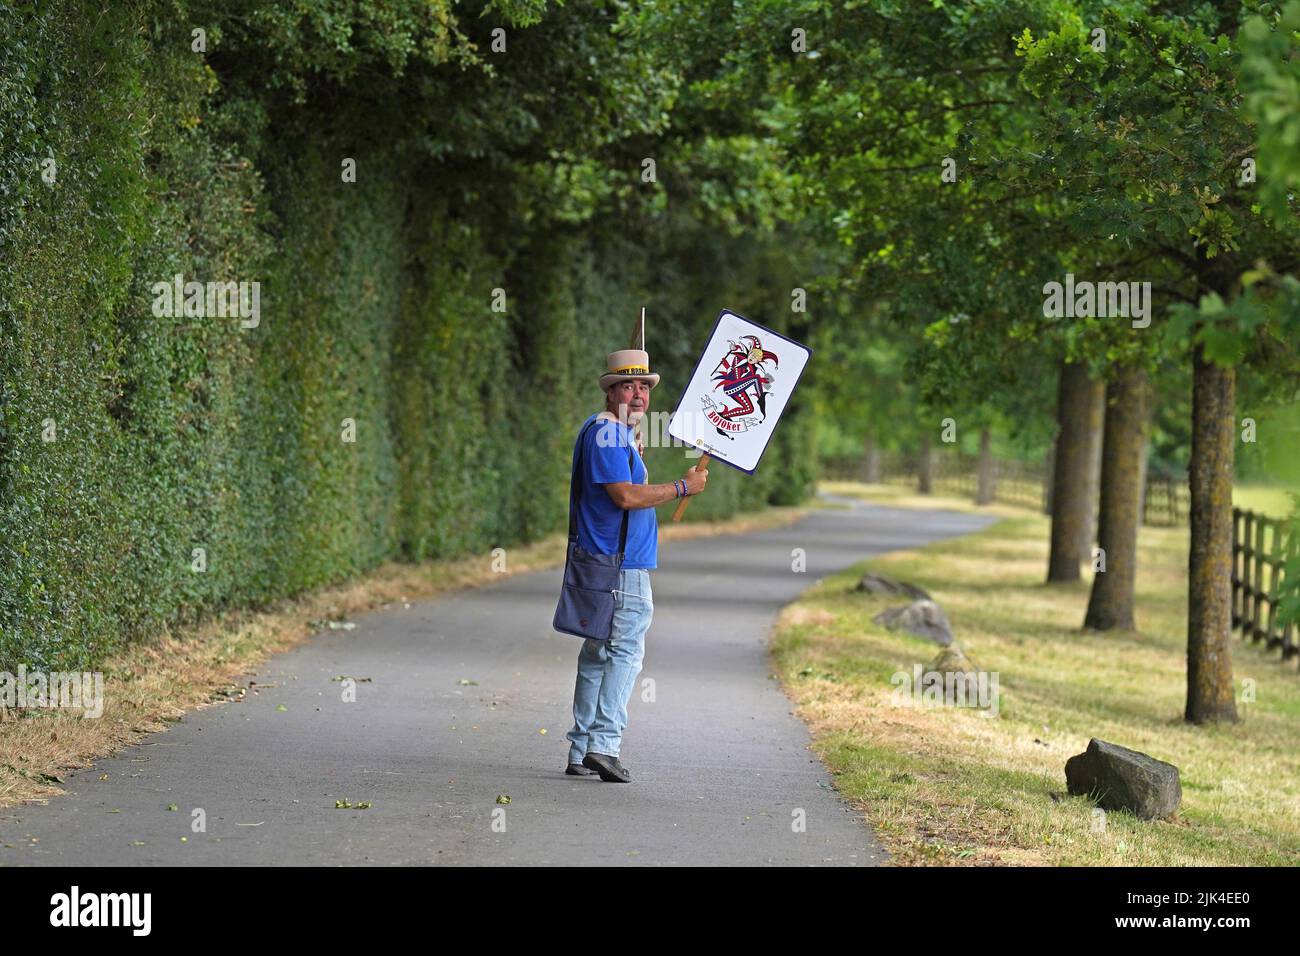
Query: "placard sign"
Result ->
[[666, 309, 812, 475]]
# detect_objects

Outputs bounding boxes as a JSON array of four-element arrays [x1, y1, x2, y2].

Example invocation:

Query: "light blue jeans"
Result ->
[[566, 568, 653, 761]]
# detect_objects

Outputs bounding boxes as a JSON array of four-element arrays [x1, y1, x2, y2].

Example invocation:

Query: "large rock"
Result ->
[[872, 599, 953, 646], [1065, 738, 1181, 821], [855, 572, 931, 601]]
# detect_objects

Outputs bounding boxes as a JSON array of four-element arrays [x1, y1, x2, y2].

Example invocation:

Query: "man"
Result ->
[[564, 346, 709, 783]]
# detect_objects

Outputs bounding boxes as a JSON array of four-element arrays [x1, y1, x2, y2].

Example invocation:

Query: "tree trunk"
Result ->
[[863, 429, 881, 484], [1083, 365, 1149, 630], [1047, 361, 1099, 582], [1080, 378, 1105, 561], [1186, 346, 1238, 723], [917, 432, 933, 494], [1042, 440, 1055, 515], [975, 427, 995, 504], [1136, 437, 1150, 527]]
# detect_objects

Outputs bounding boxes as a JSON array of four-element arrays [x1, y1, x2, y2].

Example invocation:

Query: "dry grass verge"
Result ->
[[772, 483, 1300, 865]]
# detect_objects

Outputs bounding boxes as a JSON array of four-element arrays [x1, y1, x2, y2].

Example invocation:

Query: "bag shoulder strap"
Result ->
[[567, 416, 598, 541], [569, 415, 634, 554]]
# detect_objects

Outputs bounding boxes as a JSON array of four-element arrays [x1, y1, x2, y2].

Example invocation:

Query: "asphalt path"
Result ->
[[0, 496, 992, 866]]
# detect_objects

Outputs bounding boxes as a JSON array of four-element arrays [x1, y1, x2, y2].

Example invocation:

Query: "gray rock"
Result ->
[[872, 599, 953, 646], [1065, 738, 1181, 821], [929, 644, 977, 674], [856, 572, 931, 601], [924, 645, 995, 710]]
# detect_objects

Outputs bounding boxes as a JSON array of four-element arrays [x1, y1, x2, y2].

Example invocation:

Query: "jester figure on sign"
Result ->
[[703, 335, 780, 440]]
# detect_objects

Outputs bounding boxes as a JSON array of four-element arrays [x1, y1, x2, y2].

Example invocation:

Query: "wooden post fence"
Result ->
[[1232, 508, 1299, 666]]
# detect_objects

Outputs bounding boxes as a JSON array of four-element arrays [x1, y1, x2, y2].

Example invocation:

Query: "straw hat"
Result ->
[[599, 348, 660, 390]]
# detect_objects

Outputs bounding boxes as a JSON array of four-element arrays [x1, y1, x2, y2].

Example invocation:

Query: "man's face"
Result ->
[[607, 379, 650, 423]]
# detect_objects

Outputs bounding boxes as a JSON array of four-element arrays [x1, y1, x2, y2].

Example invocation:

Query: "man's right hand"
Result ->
[[683, 464, 709, 495]]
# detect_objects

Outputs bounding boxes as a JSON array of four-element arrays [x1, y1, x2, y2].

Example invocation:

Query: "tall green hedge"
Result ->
[[0, 0, 818, 672]]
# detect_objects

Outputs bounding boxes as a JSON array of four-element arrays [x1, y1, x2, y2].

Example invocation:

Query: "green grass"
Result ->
[[771, 482, 1300, 865], [1233, 484, 1298, 519]]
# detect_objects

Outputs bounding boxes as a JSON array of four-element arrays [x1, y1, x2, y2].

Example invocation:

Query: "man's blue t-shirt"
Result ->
[[571, 413, 658, 570]]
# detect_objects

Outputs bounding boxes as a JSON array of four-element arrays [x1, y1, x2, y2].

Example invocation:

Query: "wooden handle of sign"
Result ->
[[671, 454, 710, 522]]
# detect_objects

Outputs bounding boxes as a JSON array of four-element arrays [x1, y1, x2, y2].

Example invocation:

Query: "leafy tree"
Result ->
[[1015, 2, 1300, 720]]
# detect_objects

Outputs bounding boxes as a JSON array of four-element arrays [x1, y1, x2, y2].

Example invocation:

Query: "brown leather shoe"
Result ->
[[582, 752, 632, 783]]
